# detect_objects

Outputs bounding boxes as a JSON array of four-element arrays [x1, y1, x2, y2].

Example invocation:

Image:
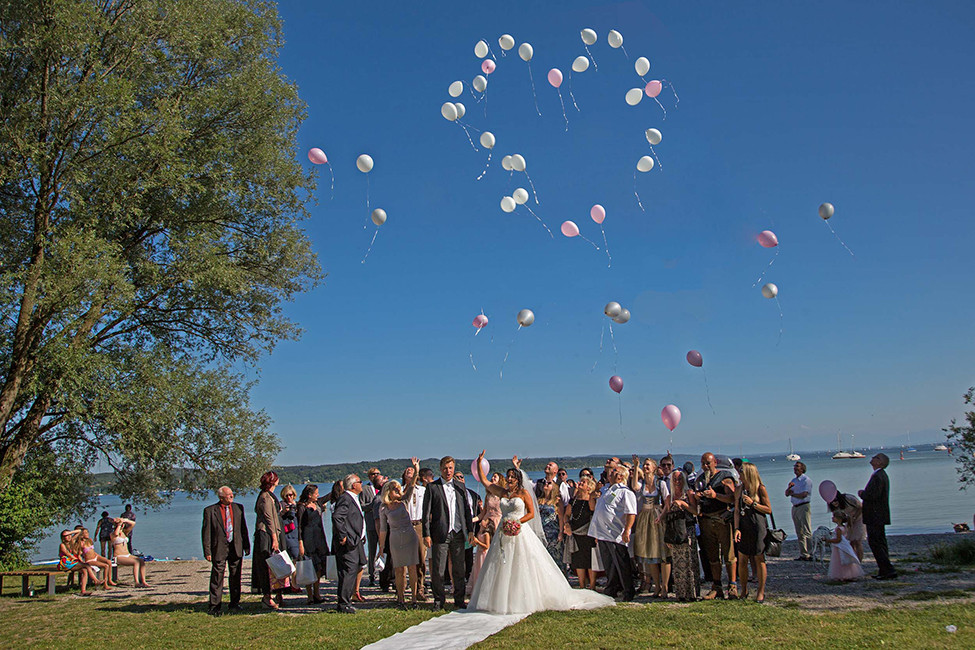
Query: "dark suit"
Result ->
[[862, 468, 895, 577], [202, 501, 250, 611], [464, 487, 482, 581], [331, 491, 366, 610], [422, 478, 473, 606]]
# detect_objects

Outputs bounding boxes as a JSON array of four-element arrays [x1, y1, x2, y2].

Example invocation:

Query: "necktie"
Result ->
[[224, 505, 233, 542]]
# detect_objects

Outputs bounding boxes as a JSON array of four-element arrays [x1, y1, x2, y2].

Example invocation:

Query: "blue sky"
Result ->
[[249, 0, 975, 465]]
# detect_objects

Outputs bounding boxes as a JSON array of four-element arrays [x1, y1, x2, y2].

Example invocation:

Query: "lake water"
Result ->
[[33, 449, 972, 562]]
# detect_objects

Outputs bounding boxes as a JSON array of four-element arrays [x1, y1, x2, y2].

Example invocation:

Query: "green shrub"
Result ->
[[928, 537, 975, 566]]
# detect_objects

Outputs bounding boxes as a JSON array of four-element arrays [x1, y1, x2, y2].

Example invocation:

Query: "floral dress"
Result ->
[[538, 503, 564, 567]]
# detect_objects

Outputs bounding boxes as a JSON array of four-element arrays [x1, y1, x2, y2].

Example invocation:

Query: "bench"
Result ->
[[0, 570, 72, 596]]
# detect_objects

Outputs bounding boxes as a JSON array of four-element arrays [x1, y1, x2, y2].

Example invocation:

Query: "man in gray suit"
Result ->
[[202, 486, 250, 616]]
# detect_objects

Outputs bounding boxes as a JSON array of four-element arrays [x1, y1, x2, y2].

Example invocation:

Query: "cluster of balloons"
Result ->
[[603, 301, 631, 324]]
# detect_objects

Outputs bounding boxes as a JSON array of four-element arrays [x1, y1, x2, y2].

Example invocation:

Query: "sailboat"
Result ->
[[832, 433, 866, 460], [906, 431, 917, 452], [786, 438, 800, 462]]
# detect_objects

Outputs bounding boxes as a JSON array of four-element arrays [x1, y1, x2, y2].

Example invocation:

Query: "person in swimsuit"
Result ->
[[111, 518, 149, 587], [71, 528, 116, 588]]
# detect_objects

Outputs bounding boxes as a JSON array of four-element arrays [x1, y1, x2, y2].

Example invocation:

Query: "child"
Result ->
[[828, 512, 864, 582], [466, 520, 494, 596]]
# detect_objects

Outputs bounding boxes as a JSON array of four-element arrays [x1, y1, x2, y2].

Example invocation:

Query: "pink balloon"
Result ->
[[560, 220, 579, 238], [758, 230, 779, 248], [590, 204, 606, 224], [307, 147, 328, 165], [482, 59, 496, 75], [609, 375, 623, 394], [661, 404, 681, 431], [547, 68, 563, 88], [686, 350, 703, 368], [819, 480, 838, 503], [472, 314, 488, 329], [471, 457, 491, 480], [645, 80, 662, 98]]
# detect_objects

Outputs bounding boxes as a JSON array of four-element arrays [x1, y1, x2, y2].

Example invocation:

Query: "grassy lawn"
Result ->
[[1, 594, 973, 649]]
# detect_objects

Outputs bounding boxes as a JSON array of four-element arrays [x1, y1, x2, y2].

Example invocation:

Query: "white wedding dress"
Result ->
[[467, 497, 615, 615]]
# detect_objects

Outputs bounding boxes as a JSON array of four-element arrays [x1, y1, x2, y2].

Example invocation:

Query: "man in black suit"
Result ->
[[202, 486, 250, 616], [422, 456, 474, 610], [859, 453, 897, 580], [332, 474, 367, 613]]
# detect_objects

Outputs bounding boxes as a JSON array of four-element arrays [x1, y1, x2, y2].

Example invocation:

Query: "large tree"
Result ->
[[945, 387, 975, 490], [0, 0, 322, 505]]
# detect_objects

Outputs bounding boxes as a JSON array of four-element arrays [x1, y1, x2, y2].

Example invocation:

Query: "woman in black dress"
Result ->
[[297, 484, 329, 604], [563, 475, 597, 589], [733, 462, 772, 603]]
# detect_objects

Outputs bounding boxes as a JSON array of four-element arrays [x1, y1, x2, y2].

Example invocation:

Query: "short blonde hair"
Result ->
[[381, 480, 403, 506], [614, 466, 630, 482], [280, 484, 297, 500], [576, 476, 596, 493]]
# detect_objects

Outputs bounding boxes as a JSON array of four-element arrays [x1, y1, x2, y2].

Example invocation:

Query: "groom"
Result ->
[[423, 455, 474, 610]]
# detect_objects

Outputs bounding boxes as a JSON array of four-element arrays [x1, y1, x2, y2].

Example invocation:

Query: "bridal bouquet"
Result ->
[[502, 519, 521, 536]]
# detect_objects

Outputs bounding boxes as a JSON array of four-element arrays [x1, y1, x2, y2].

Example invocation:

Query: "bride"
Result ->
[[467, 450, 614, 615]]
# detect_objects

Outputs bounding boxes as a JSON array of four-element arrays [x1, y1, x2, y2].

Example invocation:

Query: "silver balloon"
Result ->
[[819, 202, 835, 220], [613, 308, 631, 324], [516, 309, 535, 327], [371, 208, 387, 226], [604, 301, 622, 318], [762, 283, 778, 299]]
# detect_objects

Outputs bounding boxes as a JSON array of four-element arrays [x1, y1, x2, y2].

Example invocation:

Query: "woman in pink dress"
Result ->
[[828, 512, 864, 582]]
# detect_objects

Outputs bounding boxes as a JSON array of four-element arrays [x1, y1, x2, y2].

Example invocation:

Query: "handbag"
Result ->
[[266, 549, 296, 579], [664, 509, 690, 545], [763, 511, 787, 557], [295, 557, 317, 587]]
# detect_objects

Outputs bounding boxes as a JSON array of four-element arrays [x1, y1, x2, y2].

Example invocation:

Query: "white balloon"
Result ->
[[637, 156, 655, 172], [511, 154, 526, 172], [441, 102, 458, 121], [635, 56, 650, 77], [500, 196, 516, 213], [454, 102, 466, 119], [819, 202, 835, 220], [645, 128, 662, 145], [608, 30, 623, 48], [625, 88, 644, 106], [516, 309, 535, 327], [480, 131, 496, 149], [472, 75, 488, 93], [475, 40, 489, 58], [512, 188, 529, 205], [581, 28, 597, 45], [499, 34, 515, 50], [572, 56, 590, 73], [448, 81, 463, 98], [604, 301, 622, 318], [371, 208, 387, 226], [501, 155, 513, 171], [613, 308, 631, 324], [356, 154, 373, 173], [762, 283, 778, 299], [518, 42, 533, 61]]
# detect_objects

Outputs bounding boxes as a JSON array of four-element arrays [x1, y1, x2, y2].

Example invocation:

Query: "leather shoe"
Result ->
[[454, 601, 467, 609], [228, 603, 243, 613], [336, 605, 357, 614], [874, 573, 898, 581], [207, 607, 222, 617]]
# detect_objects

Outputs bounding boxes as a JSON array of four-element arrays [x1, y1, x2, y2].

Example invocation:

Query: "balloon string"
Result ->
[[633, 170, 645, 212], [665, 80, 680, 108], [609, 323, 618, 374], [621, 45, 630, 60], [364, 174, 371, 229], [584, 44, 598, 71], [487, 44, 498, 61], [653, 96, 667, 120], [524, 171, 539, 204], [476, 151, 492, 181], [458, 119, 483, 133], [752, 246, 779, 287], [590, 323, 605, 373], [557, 89, 569, 132], [523, 205, 553, 238], [825, 221, 855, 256], [648, 144, 662, 170], [499, 325, 522, 380], [600, 224, 612, 268], [457, 122, 479, 151], [618, 394, 625, 439], [774, 296, 784, 347], [526, 62, 542, 116], [702, 368, 715, 414], [469, 331, 478, 372], [483, 88, 489, 119], [578, 233, 600, 251], [326, 163, 334, 201], [361, 228, 380, 264], [567, 72, 580, 112]]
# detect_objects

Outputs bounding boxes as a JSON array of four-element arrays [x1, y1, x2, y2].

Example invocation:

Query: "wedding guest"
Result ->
[[379, 458, 421, 609], [332, 474, 367, 613], [111, 518, 149, 587], [826, 491, 865, 560], [598, 457, 620, 486], [589, 466, 637, 601], [556, 468, 574, 497], [733, 462, 771, 603], [403, 463, 428, 601], [422, 455, 474, 611], [535, 461, 572, 504], [827, 511, 864, 581], [362, 468, 381, 586], [94, 511, 114, 560], [297, 484, 329, 604], [467, 520, 494, 596], [537, 479, 565, 566], [664, 470, 700, 601], [120, 504, 136, 552], [279, 485, 302, 593], [630, 456, 669, 597], [785, 461, 813, 561], [478, 472, 504, 533], [682, 461, 697, 484], [563, 476, 597, 589], [695, 452, 738, 600], [253, 470, 287, 610], [455, 472, 483, 582], [202, 486, 250, 616], [859, 453, 896, 580]]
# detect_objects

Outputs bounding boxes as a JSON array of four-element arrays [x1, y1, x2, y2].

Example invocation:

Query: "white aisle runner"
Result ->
[[361, 611, 529, 650]]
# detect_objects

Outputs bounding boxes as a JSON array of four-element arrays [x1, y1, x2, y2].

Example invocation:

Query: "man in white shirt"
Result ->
[[588, 466, 637, 601], [785, 461, 813, 561]]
